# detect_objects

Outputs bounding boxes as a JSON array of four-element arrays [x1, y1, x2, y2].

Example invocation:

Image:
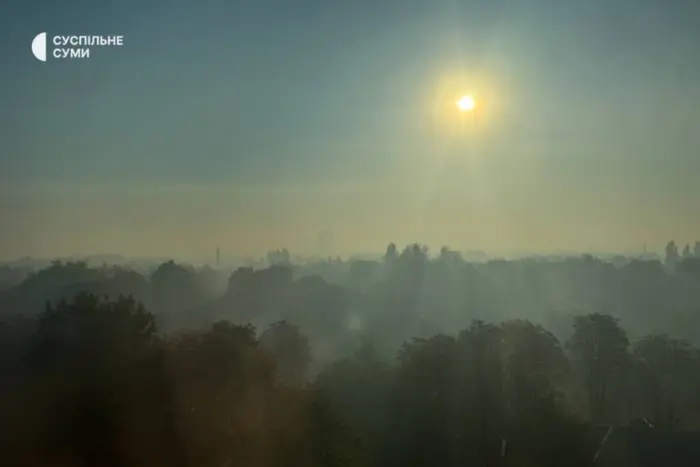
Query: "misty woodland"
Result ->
[[2, 241, 700, 467]]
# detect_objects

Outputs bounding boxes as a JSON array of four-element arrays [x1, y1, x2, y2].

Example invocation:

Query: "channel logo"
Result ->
[[31, 32, 124, 62], [31, 32, 47, 62]]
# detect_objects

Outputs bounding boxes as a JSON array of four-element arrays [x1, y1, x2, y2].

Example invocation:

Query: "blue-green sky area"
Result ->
[[2, 0, 700, 260]]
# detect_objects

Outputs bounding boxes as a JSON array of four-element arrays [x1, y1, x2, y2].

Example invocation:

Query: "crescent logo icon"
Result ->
[[32, 32, 47, 62]]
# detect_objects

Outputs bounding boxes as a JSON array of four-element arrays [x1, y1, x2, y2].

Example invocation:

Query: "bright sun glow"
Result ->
[[457, 95, 476, 112]]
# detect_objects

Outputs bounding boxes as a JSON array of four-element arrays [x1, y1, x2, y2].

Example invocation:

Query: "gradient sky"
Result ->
[[2, 0, 700, 260]]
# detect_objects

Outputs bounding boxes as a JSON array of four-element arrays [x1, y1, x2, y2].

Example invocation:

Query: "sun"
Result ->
[[456, 95, 476, 112]]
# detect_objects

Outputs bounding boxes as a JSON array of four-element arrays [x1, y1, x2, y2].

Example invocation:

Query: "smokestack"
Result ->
[[216, 247, 220, 269]]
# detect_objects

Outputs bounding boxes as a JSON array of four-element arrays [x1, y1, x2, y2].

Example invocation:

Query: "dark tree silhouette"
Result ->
[[567, 313, 629, 422], [260, 320, 312, 386]]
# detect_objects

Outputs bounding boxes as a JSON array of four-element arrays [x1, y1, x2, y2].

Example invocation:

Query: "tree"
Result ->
[[315, 339, 394, 464], [678, 257, 700, 278], [266, 248, 292, 266], [226, 266, 256, 296], [25, 293, 174, 466], [164, 320, 361, 467], [567, 313, 629, 422], [457, 321, 505, 467], [439, 246, 462, 264], [630, 334, 699, 428], [150, 260, 200, 312], [348, 260, 380, 292], [383, 243, 398, 263], [260, 320, 312, 386], [393, 334, 462, 467], [682, 244, 692, 259], [665, 240, 680, 272], [499, 320, 570, 423], [163, 321, 277, 467]]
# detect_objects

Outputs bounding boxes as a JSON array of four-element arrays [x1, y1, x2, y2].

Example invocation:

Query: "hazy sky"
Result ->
[[2, 0, 700, 260]]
